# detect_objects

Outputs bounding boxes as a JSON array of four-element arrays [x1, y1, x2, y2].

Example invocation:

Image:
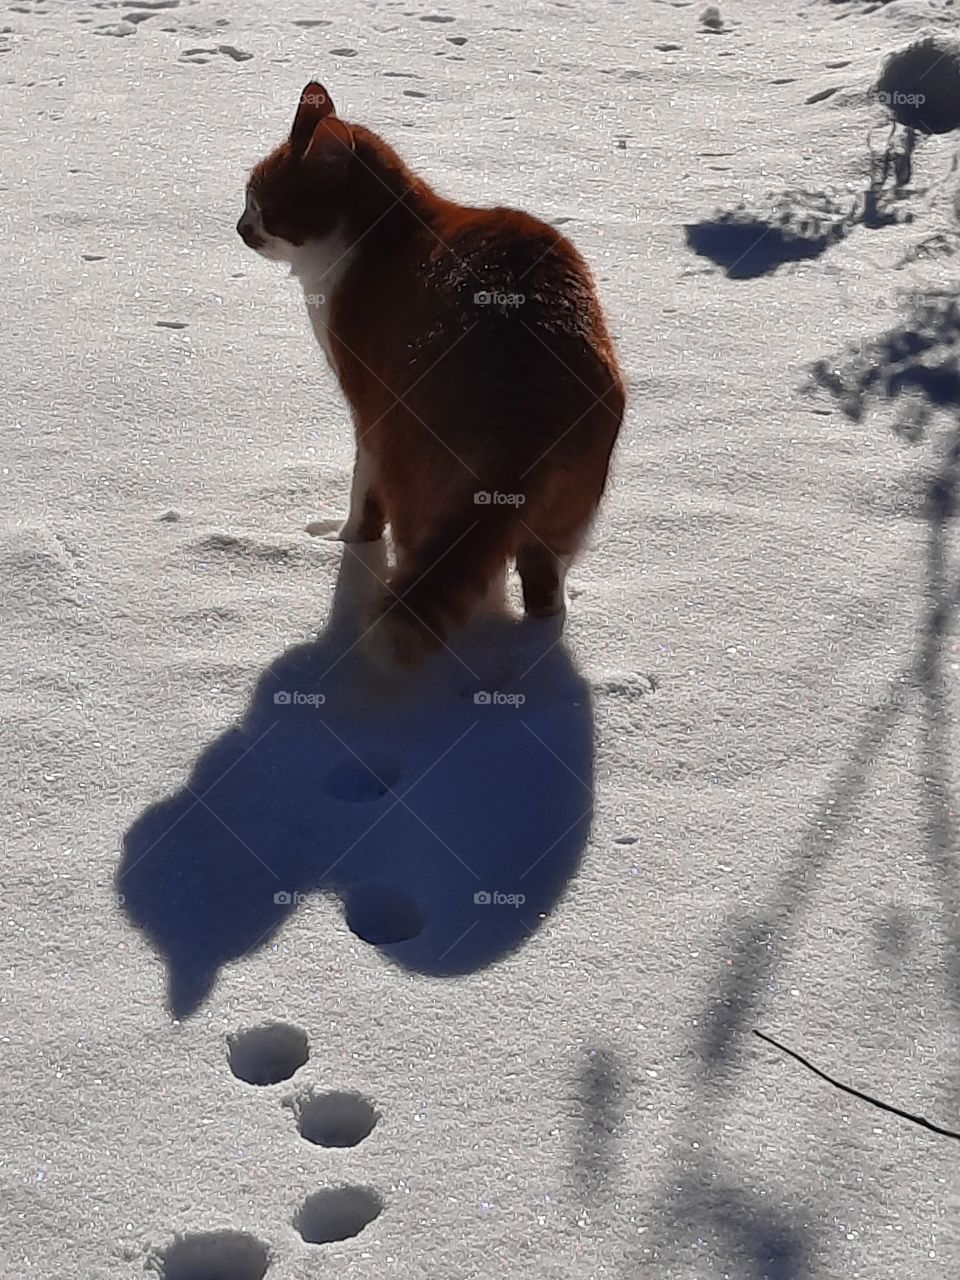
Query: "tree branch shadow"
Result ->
[[619, 289, 960, 1274]]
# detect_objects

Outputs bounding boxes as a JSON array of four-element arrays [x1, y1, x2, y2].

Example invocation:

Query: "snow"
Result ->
[[1, 0, 958, 1276]]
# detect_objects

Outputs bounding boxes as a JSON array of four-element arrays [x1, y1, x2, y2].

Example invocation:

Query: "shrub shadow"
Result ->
[[685, 128, 921, 279]]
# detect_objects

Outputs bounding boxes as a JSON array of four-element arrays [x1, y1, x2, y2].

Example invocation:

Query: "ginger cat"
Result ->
[[238, 82, 625, 667]]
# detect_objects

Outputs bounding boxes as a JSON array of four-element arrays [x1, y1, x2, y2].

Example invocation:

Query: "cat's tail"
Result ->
[[364, 497, 519, 669]]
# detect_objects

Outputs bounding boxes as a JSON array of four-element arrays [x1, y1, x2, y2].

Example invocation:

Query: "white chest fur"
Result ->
[[289, 232, 356, 374]]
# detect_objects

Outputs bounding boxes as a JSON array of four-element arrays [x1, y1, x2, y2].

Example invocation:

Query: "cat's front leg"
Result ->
[[337, 441, 384, 541], [308, 441, 384, 542]]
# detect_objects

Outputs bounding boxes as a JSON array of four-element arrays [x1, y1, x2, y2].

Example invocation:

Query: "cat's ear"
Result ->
[[302, 116, 355, 170], [290, 81, 336, 155]]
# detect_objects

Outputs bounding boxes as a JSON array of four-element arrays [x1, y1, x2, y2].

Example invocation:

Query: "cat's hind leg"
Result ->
[[516, 537, 578, 618], [364, 499, 517, 669], [517, 448, 610, 618], [479, 560, 509, 614]]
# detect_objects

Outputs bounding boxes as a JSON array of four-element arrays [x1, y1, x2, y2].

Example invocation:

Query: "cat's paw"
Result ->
[[305, 517, 379, 543]]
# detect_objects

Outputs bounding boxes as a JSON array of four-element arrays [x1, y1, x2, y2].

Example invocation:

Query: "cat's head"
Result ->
[[237, 82, 355, 263]]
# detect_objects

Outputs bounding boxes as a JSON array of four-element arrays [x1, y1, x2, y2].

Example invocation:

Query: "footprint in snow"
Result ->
[[150, 1231, 270, 1280]]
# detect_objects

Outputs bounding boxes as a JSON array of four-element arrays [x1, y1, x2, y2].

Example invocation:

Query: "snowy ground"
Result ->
[[2, 0, 960, 1276]]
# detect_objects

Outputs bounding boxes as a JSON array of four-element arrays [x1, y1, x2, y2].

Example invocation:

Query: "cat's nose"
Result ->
[[237, 218, 264, 250]]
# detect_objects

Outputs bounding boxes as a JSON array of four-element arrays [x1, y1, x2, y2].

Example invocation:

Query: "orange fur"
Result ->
[[239, 82, 625, 667]]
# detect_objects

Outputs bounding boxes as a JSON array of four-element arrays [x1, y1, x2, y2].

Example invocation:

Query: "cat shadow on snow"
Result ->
[[118, 540, 593, 1018]]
